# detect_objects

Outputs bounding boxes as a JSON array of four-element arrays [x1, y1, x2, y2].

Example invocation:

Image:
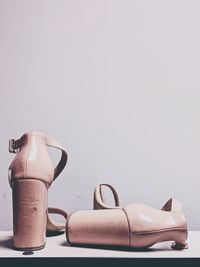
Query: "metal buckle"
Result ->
[[9, 139, 19, 153]]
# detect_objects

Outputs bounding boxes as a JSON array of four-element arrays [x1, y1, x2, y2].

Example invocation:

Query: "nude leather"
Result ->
[[12, 179, 48, 249], [66, 184, 188, 249], [93, 183, 121, 210], [66, 209, 129, 247], [47, 208, 68, 232], [9, 132, 67, 186], [9, 132, 68, 250]]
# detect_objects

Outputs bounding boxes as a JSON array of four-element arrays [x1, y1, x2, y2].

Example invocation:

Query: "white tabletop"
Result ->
[[0, 231, 199, 258]]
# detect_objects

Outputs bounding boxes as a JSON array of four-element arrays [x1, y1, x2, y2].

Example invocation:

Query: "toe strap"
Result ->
[[47, 207, 68, 232], [93, 183, 121, 209]]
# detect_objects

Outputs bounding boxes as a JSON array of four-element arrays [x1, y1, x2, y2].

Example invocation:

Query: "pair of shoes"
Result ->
[[9, 132, 188, 251]]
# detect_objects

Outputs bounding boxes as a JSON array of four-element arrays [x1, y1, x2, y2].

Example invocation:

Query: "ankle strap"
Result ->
[[93, 183, 121, 209], [9, 134, 68, 181], [45, 136, 68, 181], [47, 207, 68, 232]]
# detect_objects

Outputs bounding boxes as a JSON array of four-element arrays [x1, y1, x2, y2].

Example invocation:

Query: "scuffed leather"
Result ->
[[12, 179, 48, 249]]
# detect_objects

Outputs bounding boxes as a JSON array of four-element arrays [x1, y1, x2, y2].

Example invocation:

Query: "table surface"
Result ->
[[0, 231, 199, 258]]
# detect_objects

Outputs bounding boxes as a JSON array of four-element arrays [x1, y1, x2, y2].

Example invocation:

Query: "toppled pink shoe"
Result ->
[[66, 184, 188, 250]]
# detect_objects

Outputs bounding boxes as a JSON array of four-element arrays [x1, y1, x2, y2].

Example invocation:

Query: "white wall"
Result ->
[[0, 0, 200, 230]]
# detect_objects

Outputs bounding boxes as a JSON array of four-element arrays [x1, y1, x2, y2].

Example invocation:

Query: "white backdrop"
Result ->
[[0, 0, 200, 230]]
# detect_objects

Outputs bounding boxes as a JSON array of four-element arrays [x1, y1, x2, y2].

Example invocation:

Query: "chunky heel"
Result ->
[[13, 179, 47, 250], [9, 132, 68, 251]]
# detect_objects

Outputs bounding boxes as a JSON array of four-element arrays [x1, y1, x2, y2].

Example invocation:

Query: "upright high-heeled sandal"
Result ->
[[8, 132, 68, 251], [66, 184, 188, 250]]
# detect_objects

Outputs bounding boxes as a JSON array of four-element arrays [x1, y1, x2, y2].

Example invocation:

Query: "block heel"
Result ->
[[12, 179, 47, 250], [9, 132, 68, 251]]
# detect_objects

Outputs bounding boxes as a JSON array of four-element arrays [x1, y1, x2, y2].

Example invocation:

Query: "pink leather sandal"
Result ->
[[9, 132, 68, 251], [66, 184, 188, 250]]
